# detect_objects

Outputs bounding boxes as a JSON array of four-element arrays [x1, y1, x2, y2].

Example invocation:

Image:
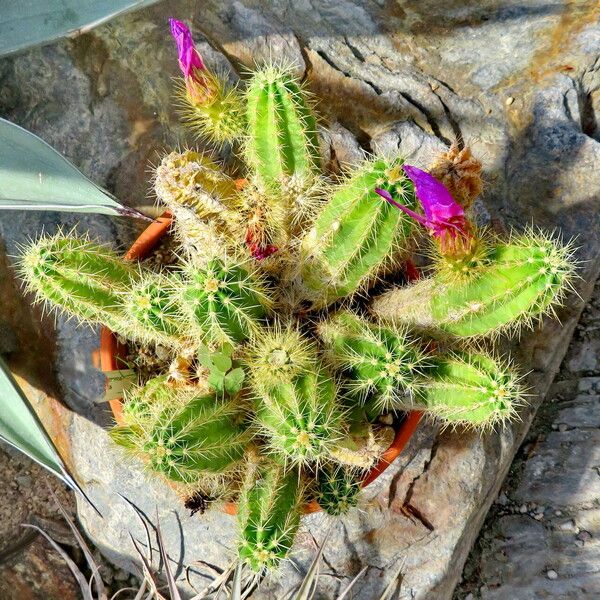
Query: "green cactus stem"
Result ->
[[121, 375, 177, 427], [318, 311, 428, 411], [245, 65, 320, 188], [252, 367, 345, 468], [315, 465, 362, 516], [238, 461, 303, 572], [412, 351, 525, 428], [297, 158, 417, 308], [243, 323, 317, 393], [181, 258, 272, 347], [371, 230, 576, 338], [123, 273, 187, 347], [19, 233, 137, 331], [111, 380, 252, 484]]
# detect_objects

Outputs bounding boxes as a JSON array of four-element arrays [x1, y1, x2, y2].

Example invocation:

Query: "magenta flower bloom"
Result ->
[[169, 18, 205, 78], [375, 164, 472, 255], [169, 18, 215, 105]]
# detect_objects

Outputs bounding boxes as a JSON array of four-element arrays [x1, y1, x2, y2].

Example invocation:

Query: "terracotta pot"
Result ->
[[99, 212, 422, 514]]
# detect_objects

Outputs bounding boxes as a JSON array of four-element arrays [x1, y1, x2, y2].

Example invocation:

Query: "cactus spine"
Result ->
[[245, 66, 320, 188], [238, 462, 303, 572], [20, 234, 135, 329], [315, 465, 362, 516], [318, 311, 428, 411], [297, 159, 417, 308], [243, 323, 317, 391], [252, 367, 345, 467], [123, 274, 187, 347], [413, 352, 524, 428], [112, 378, 252, 483], [181, 258, 271, 346], [372, 230, 576, 338], [180, 73, 246, 144]]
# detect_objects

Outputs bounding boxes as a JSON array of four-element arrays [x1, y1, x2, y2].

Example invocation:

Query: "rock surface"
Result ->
[[458, 277, 600, 599], [0, 1, 599, 598]]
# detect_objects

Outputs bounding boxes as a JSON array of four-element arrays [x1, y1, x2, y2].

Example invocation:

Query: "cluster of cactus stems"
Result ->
[[18, 19, 577, 573]]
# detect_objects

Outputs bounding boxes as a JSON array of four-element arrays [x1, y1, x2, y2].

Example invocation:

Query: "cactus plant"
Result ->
[[181, 257, 272, 346], [372, 229, 576, 338], [252, 365, 346, 468], [412, 351, 525, 428], [245, 65, 320, 189], [154, 150, 243, 264], [111, 377, 252, 483], [20, 233, 189, 348], [318, 311, 429, 411], [315, 464, 362, 516], [14, 18, 579, 576], [243, 323, 317, 391], [237, 461, 303, 572], [297, 158, 417, 308]]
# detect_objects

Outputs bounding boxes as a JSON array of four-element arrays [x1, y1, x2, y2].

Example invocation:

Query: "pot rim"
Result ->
[[99, 212, 422, 514]]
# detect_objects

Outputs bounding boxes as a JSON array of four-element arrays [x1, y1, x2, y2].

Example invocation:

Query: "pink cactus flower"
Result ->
[[245, 230, 278, 261], [169, 18, 213, 104], [375, 165, 473, 256]]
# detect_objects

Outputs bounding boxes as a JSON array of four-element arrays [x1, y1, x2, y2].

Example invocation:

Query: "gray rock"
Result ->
[[1, 1, 600, 599]]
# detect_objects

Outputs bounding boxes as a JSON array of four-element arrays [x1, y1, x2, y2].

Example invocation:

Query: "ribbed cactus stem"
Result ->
[[318, 311, 428, 411], [155, 150, 243, 263], [253, 367, 345, 467], [245, 66, 320, 188], [244, 323, 317, 392], [315, 465, 361, 516], [155, 150, 238, 217], [112, 379, 252, 483], [413, 352, 525, 428], [238, 462, 303, 572], [298, 158, 417, 308], [19, 234, 136, 332], [181, 258, 271, 346], [372, 230, 576, 338], [121, 375, 178, 427], [123, 274, 187, 347]]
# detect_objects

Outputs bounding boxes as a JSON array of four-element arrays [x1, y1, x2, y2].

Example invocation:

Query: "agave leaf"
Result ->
[[378, 561, 404, 600], [0, 0, 160, 57], [156, 517, 183, 600], [0, 118, 148, 218], [336, 567, 367, 600], [230, 562, 243, 600], [0, 357, 99, 513], [291, 528, 332, 600]]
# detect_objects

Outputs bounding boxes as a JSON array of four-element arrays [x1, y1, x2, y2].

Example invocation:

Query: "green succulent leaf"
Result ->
[[0, 118, 147, 218], [208, 370, 225, 393], [0, 357, 98, 512], [224, 367, 245, 395], [197, 344, 213, 368], [212, 352, 233, 373], [0, 1, 159, 58]]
